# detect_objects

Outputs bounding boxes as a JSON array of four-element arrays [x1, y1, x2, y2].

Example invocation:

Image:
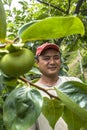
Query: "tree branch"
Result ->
[[54, 38, 64, 46], [36, 0, 66, 14], [66, 0, 71, 14], [74, 0, 85, 14], [19, 76, 59, 100]]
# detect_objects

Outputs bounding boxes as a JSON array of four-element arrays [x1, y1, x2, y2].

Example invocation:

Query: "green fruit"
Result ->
[[5, 43, 24, 52], [0, 0, 6, 41], [0, 48, 35, 77]]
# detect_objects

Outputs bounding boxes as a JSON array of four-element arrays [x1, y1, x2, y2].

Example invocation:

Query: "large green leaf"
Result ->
[[3, 86, 43, 130], [63, 106, 87, 130], [55, 81, 87, 121], [0, 0, 6, 42], [18, 20, 40, 37], [20, 16, 85, 42], [42, 97, 64, 129]]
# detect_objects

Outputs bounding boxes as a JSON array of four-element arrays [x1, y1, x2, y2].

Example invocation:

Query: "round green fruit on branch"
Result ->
[[0, 48, 35, 77]]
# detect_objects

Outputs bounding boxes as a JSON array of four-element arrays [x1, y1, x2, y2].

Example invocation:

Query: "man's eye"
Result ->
[[43, 57, 50, 60], [54, 56, 60, 59]]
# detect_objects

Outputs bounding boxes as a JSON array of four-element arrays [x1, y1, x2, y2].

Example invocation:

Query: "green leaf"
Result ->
[[42, 97, 64, 129], [3, 76, 18, 88], [0, 0, 6, 42], [3, 86, 43, 130], [18, 20, 40, 37], [55, 81, 87, 121], [63, 106, 87, 130], [20, 16, 85, 42]]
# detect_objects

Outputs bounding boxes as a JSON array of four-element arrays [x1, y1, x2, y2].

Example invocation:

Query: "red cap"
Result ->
[[36, 42, 60, 56]]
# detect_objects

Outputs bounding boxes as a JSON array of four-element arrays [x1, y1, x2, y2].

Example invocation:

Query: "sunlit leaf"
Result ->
[[0, 0, 6, 42], [20, 16, 85, 42], [18, 20, 39, 37]]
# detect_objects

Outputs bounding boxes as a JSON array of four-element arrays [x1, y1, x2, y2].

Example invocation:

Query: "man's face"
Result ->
[[36, 49, 61, 77]]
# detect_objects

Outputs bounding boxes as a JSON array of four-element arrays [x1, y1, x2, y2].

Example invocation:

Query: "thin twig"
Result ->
[[19, 76, 59, 100], [74, 0, 85, 14], [66, 0, 71, 14], [13, 37, 20, 43], [36, 0, 66, 14]]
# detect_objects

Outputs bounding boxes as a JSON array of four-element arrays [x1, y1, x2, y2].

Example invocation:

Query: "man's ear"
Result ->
[[35, 56, 39, 63], [35, 58, 39, 66]]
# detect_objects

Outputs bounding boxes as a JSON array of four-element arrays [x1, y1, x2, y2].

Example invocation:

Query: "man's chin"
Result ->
[[47, 72, 58, 77]]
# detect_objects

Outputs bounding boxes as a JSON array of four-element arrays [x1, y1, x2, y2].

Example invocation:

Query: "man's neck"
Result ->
[[38, 75, 59, 86]]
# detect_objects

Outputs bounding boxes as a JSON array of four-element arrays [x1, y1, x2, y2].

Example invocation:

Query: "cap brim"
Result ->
[[36, 43, 60, 56]]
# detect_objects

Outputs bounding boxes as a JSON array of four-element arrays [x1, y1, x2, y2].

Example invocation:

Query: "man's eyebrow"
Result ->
[[43, 54, 60, 57], [41, 54, 60, 58]]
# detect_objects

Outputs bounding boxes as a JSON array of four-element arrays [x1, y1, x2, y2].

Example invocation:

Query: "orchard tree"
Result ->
[[0, 0, 87, 130], [3, 0, 87, 78]]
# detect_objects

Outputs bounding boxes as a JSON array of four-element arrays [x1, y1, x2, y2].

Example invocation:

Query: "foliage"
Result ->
[[56, 81, 87, 130], [0, 0, 6, 41], [19, 16, 84, 42], [3, 86, 43, 130], [0, 0, 87, 130], [42, 97, 64, 129]]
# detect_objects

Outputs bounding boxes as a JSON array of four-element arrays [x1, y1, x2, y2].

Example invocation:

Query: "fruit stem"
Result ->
[[0, 37, 20, 48]]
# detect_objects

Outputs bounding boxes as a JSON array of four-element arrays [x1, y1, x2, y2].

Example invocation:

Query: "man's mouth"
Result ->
[[48, 67, 56, 70]]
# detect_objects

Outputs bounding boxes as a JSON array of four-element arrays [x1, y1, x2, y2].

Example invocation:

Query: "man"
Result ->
[[29, 42, 81, 130]]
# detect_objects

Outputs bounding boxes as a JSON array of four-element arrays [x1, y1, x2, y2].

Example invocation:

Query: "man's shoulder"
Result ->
[[56, 76, 82, 87], [57, 76, 82, 85], [59, 76, 81, 82]]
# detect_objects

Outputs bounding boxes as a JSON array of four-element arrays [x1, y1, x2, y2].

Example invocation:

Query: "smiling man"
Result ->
[[30, 42, 81, 130], [36, 42, 61, 86]]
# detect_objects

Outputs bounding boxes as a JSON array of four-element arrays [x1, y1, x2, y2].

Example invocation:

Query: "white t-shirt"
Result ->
[[28, 76, 81, 130]]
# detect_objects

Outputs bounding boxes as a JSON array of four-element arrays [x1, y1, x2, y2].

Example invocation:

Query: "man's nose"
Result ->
[[50, 58, 55, 64]]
